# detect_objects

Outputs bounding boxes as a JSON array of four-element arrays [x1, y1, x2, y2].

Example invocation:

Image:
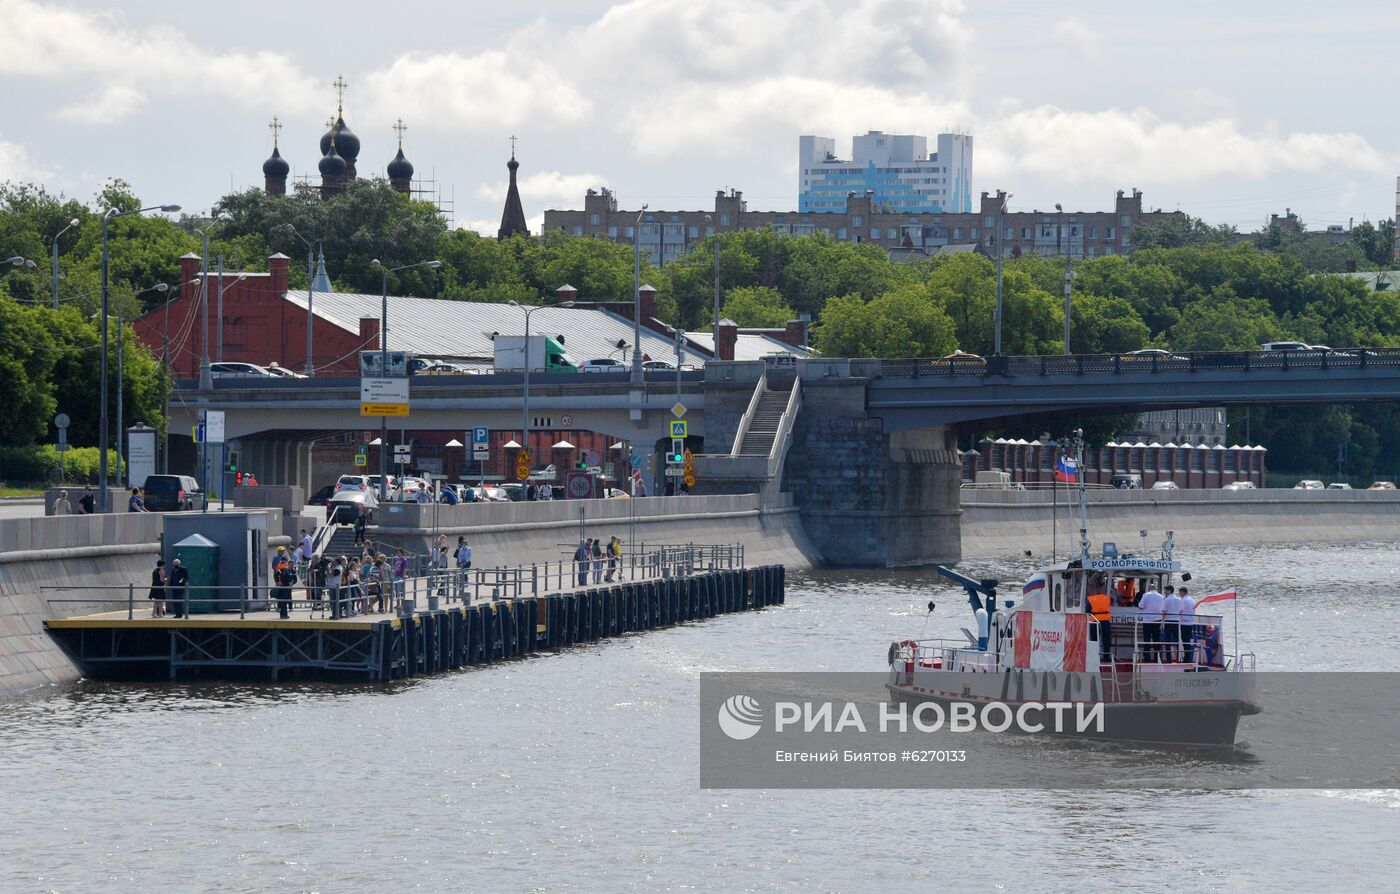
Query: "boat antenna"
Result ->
[[1075, 429, 1090, 561]]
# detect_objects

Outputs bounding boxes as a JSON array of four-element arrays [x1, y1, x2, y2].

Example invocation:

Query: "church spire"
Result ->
[[262, 116, 289, 196], [497, 136, 530, 241]]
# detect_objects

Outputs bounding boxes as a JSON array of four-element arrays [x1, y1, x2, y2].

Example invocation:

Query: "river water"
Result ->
[[2, 541, 1398, 892]]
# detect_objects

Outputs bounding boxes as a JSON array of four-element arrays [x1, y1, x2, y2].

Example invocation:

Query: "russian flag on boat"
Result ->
[[1023, 574, 1046, 595], [1055, 456, 1080, 483], [1196, 589, 1237, 606]]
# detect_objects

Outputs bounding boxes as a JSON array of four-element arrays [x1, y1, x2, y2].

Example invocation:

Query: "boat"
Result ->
[[886, 432, 1259, 748]]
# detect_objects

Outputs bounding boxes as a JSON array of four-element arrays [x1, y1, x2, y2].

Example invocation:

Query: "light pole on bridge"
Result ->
[[993, 190, 1011, 357], [508, 299, 574, 480], [370, 258, 441, 503]]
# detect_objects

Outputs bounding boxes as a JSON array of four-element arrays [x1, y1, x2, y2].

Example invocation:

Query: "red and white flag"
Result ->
[[1195, 589, 1237, 606]]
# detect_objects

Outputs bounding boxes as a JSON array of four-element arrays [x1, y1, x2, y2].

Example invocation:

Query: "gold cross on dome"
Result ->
[[268, 116, 282, 147], [394, 118, 407, 147], [333, 74, 348, 114], [510, 134, 517, 158]]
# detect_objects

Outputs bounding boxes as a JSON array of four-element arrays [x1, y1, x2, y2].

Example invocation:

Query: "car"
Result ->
[[478, 486, 511, 503], [326, 488, 378, 524], [209, 361, 276, 379], [1368, 480, 1397, 490], [603, 488, 630, 499], [579, 358, 630, 373], [1222, 481, 1256, 490], [1120, 348, 1187, 363], [1109, 473, 1143, 490], [334, 474, 371, 493], [1294, 479, 1325, 490], [393, 476, 431, 502], [497, 483, 526, 501], [1259, 341, 1314, 352], [263, 363, 307, 378], [1150, 480, 1180, 490], [366, 474, 397, 496], [941, 350, 985, 366], [642, 359, 677, 371], [141, 474, 205, 511], [1327, 482, 1353, 490], [308, 484, 337, 506]]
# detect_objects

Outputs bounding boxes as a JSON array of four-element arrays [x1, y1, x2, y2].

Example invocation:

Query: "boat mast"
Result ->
[[1075, 428, 1089, 561]]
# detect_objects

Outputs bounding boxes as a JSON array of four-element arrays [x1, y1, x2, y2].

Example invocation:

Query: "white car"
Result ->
[[334, 474, 372, 493], [1222, 481, 1256, 490], [394, 477, 432, 502], [642, 359, 676, 371], [579, 358, 630, 373], [1368, 481, 1397, 490], [1150, 480, 1180, 490], [209, 361, 275, 379], [1294, 480, 1324, 490], [263, 363, 307, 378], [1327, 482, 1353, 490]]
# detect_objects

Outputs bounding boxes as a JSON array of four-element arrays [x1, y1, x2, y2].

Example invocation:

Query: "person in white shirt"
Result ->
[[1137, 586, 1165, 663], [1161, 585, 1183, 662], [540, 483, 552, 501], [1178, 587, 1197, 664]]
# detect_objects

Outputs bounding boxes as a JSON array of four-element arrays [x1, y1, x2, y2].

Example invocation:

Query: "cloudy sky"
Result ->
[[2, 0, 1396, 234]]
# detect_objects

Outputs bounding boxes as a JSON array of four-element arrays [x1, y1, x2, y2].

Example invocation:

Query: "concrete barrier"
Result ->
[[960, 487, 1400, 559]]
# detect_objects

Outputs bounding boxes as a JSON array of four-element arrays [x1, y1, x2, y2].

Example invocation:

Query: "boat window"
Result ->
[[1051, 582, 1062, 612]]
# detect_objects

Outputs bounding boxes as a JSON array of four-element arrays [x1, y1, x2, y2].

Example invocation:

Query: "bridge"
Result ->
[[166, 349, 1400, 568]]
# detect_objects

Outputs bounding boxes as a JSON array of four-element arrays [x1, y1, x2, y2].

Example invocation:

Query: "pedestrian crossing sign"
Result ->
[[670, 420, 687, 438]]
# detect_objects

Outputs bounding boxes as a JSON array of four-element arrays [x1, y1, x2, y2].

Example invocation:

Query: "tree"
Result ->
[[721, 286, 795, 328], [815, 285, 956, 358], [1130, 215, 1238, 249], [1067, 294, 1149, 354], [1167, 293, 1285, 351]]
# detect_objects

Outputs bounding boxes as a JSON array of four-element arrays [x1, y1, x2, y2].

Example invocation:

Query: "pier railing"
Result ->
[[42, 542, 746, 621]]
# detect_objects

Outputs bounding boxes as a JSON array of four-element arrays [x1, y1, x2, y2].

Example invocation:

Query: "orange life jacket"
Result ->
[[1088, 592, 1112, 621]]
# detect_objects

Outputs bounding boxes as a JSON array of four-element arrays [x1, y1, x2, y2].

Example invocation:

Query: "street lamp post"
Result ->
[[285, 225, 316, 375], [49, 218, 80, 309], [993, 190, 1011, 357], [194, 212, 231, 391], [1056, 203, 1072, 355], [509, 300, 575, 479], [371, 258, 441, 503], [631, 205, 648, 386], [100, 202, 179, 512]]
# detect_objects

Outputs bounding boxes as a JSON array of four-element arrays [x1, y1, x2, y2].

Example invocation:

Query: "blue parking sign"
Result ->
[[473, 426, 489, 446]]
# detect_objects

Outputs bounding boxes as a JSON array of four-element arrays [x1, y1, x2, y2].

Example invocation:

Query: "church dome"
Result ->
[[319, 143, 347, 178], [387, 147, 414, 182], [319, 117, 360, 163], [262, 146, 290, 178]]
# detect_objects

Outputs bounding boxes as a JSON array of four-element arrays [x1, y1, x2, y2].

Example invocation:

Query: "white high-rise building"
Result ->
[[798, 130, 973, 213]]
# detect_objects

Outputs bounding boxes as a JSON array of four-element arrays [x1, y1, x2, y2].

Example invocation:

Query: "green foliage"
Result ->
[[720, 286, 795, 328], [0, 444, 114, 485], [1130, 215, 1239, 249], [816, 285, 956, 358]]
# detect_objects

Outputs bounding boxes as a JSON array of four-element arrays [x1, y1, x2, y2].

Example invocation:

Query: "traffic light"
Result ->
[[225, 451, 239, 474], [235, 471, 244, 486], [576, 458, 588, 470], [669, 438, 685, 464]]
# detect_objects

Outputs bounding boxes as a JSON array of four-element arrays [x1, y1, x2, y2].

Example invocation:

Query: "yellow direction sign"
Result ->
[[670, 419, 688, 438], [361, 402, 409, 417]]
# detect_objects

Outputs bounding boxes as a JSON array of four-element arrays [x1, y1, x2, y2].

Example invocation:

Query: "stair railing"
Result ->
[[730, 369, 768, 456]]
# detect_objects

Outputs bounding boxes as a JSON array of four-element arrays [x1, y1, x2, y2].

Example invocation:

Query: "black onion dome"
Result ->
[[319, 117, 360, 162], [387, 147, 414, 181], [318, 143, 347, 178], [262, 146, 290, 178]]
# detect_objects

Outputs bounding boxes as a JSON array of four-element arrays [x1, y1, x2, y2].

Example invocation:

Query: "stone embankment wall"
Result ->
[[960, 488, 1400, 559]]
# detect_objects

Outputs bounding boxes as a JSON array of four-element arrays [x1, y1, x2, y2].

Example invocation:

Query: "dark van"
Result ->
[[142, 474, 205, 511]]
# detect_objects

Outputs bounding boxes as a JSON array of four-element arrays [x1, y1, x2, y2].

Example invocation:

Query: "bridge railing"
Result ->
[[871, 347, 1400, 379]]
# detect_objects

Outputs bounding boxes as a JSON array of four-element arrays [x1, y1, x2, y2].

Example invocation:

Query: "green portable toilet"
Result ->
[[173, 533, 221, 613]]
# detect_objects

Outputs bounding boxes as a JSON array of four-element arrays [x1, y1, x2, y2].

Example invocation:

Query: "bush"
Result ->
[[0, 445, 115, 485]]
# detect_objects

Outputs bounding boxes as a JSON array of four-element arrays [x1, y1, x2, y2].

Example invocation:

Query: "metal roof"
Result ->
[[685, 332, 812, 362], [285, 290, 691, 363]]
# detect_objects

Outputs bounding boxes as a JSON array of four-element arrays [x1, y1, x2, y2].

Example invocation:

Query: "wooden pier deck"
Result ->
[[45, 565, 785, 683]]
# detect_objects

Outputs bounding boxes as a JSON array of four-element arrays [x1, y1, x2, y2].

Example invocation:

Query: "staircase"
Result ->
[[320, 525, 359, 560], [739, 386, 793, 455]]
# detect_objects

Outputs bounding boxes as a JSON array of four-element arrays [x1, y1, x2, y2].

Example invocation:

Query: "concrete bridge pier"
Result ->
[[782, 373, 962, 567]]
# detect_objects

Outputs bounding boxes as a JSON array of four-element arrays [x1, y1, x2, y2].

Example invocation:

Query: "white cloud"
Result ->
[[0, 0, 320, 124], [0, 133, 51, 183], [1052, 18, 1101, 58], [477, 171, 608, 210], [55, 84, 147, 124]]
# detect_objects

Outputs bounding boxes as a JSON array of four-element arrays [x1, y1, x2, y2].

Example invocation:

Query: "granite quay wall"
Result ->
[[368, 493, 820, 571], [959, 487, 1400, 560]]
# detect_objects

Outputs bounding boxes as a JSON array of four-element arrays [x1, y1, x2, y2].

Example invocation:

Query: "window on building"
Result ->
[[608, 226, 617, 239], [1021, 228, 1031, 239], [1104, 246, 1115, 255], [625, 226, 634, 238], [590, 213, 600, 226], [1087, 226, 1097, 238], [852, 215, 863, 227], [887, 228, 897, 239], [837, 228, 846, 239], [952, 227, 962, 239], [870, 227, 880, 240], [984, 216, 994, 227], [1121, 215, 1131, 227], [1005, 227, 1013, 239], [719, 214, 730, 226], [688, 226, 698, 239], [1129, 450, 1142, 471], [970, 228, 978, 240], [573, 225, 583, 236], [1224, 451, 1236, 472], [1191, 449, 1204, 472], [1207, 450, 1220, 471], [1106, 227, 1116, 239]]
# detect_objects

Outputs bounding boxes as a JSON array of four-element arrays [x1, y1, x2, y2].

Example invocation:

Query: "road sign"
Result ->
[[359, 351, 410, 377], [54, 413, 70, 430], [684, 474, 696, 488], [585, 450, 600, 466], [360, 377, 409, 416], [394, 453, 412, 465], [515, 447, 531, 481], [561, 414, 573, 427], [394, 444, 411, 456], [565, 470, 592, 498], [670, 419, 687, 438], [353, 454, 367, 467], [671, 402, 686, 418], [195, 423, 205, 443], [204, 410, 226, 444], [665, 467, 685, 478], [472, 426, 490, 461]]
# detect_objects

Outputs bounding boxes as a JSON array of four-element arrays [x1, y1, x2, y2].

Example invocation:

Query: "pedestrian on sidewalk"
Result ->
[[148, 558, 168, 617], [392, 548, 408, 605], [127, 487, 149, 513], [78, 486, 95, 515], [54, 490, 71, 516], [454, 537, 473, 571], [591, 537, 603, 584], [353, 505, 368, 545]]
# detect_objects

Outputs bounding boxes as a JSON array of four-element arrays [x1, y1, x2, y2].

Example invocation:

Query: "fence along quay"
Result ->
[[42, 544, 785, 683]]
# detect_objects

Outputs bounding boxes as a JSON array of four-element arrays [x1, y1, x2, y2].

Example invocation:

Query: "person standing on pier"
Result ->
[[591, 538, 603, 584], [327, 558, 344, 619], [575, 539, 591, 586], [274, 561, 296, 619], [605, 536, 620, 582], [454, 537, 472, 571], [168, 558, 189, 619], [148, 559, 168, 618]]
